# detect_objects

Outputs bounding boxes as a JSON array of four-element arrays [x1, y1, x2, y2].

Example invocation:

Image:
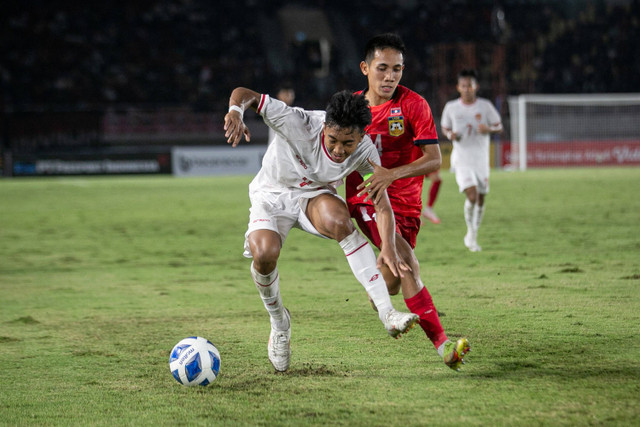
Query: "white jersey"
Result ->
[[250, 94, 379, 195], [441, 97, 502, 172]]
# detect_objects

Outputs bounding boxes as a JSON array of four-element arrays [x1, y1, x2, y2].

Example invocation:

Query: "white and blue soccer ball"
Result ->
[[169, 336, 221, 386]]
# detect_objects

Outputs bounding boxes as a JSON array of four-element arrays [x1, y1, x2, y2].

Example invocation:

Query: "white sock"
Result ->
[[251, 262, 288, 330], [437, 340, 450, 358], [474, 204, 485, 231], [464, 199, 475, 234], [339, 230, 393, 321]]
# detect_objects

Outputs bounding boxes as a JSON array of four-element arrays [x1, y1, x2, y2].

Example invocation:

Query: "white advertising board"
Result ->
[[172, 146, 267, 177]]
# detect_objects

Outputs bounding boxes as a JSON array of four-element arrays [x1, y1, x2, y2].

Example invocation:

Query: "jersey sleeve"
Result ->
[[485, 100, 502, 126], [441, 101, 453, 130], [408, 95, 438, 145], [355, 136, 380, 176], [258, 95, 321, 144]]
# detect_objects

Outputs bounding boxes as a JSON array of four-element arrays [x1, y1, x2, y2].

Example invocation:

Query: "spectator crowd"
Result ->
[[1, 0, 638, 113]]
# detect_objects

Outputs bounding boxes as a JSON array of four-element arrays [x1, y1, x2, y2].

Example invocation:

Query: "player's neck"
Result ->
[[460, 96, 476, 105], [365, 91, 391, 107]]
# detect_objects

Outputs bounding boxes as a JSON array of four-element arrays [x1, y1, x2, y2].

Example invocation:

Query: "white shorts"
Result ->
[[243, 188, 341, 258], [454, 166, 489, 194]]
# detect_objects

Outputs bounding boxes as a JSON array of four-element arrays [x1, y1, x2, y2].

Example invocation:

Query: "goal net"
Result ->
[[507, 94, 640, 170]]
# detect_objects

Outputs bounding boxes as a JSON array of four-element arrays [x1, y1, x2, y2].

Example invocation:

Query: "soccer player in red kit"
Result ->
[[345, 33, 469, 370]]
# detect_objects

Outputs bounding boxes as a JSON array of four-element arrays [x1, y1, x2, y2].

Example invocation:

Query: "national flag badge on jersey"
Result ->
[[388, 116, 405, 136], [390, 107, 402, 115]]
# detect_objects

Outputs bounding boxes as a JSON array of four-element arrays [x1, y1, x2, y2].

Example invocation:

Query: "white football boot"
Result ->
[[383, 309, 419, 338], [268, 308, 291, 372], [464, 230, 482, 252]]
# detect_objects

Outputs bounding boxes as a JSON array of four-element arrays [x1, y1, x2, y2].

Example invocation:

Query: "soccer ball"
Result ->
[[169, 336, 221, 386]]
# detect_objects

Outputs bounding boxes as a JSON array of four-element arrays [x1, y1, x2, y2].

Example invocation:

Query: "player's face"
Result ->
[[277, 89, 295, 106], [457, 77, 478, 104], [360, 48, 404, 105], [322, 125, 364, 163]]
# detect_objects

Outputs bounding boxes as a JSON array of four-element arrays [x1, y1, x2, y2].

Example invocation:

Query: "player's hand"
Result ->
[[356, 159, 395, 204], [377, 247, 411, 278], [224, 111, 251, 147]]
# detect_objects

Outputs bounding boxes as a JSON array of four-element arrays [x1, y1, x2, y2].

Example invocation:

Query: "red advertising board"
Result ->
[[502, 140, 640, 168]]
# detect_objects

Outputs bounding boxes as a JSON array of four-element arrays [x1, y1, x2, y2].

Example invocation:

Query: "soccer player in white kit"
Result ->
[[224, 87, 419, 372], [441, 69, 503, 252]]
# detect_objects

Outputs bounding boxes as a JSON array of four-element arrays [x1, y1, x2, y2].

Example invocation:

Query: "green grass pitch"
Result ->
[[1, 168, 639, 426]]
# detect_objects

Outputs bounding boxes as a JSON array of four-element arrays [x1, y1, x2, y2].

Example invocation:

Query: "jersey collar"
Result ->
[[360, 86, 400, 104]]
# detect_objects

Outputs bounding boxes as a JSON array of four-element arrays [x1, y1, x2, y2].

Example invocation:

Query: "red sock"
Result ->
[[405, 286, 448, 348], [428, 179, 441, 208]]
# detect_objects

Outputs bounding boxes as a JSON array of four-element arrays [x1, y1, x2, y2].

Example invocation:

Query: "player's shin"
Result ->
[[474, 204, 485, 230], [250, 262, 288, 330], [339, 230, 393, 320], [404, 283, 448, 348], [464, 199, 475, 232]]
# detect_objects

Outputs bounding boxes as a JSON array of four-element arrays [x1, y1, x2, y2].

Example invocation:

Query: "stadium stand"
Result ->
[[1, 1, 638, 176], [1, 0, 638, 113]]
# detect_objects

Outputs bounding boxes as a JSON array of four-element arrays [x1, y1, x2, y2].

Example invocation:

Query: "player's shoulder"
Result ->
[[395, 86, 431, 115], [476, 97, 500, 113], [476, 97, 495, 107], [396, 85, 426, 104], [442, 98, 460, 111], [357, 134, 380, 163], [357, 133, 376, 152]]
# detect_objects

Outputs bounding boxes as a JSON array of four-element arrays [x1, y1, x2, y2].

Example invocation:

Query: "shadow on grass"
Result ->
[[220, 364, 351, 392], [468, 360, 640, 380]]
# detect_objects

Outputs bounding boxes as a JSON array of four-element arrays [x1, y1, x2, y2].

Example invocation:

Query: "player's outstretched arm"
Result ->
[[358, 144, 442, 201], [372, 190, 411, 278], [224, 87, 261, 147]]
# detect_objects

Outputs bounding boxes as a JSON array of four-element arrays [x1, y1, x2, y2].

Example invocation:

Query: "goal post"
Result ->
[[507, 94, 640, 170]]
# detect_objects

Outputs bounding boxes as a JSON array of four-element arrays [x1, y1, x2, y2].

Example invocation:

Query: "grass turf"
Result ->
[[1, 168, 639, 426]]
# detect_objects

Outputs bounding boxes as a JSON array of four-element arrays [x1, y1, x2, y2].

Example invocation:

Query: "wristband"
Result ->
[[228, 105, 244, 115]]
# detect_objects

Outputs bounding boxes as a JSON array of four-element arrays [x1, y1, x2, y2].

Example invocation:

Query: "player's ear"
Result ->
[[360, 61, 368, 75]]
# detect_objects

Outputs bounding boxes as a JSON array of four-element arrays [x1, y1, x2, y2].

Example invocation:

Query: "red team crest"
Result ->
[[388, 107, 404, 136]]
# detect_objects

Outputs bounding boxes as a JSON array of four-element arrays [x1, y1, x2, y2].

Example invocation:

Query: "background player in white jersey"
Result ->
[[224, 87, 419, 372], [441, 69, 503, 251]]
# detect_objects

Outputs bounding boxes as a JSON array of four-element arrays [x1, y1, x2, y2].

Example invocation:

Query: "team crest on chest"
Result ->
[[388, 107, 404, 136]]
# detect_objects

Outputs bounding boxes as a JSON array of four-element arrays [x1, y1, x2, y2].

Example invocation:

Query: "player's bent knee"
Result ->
[[248, 232, 281, 272], [320, 216, 356, 241]]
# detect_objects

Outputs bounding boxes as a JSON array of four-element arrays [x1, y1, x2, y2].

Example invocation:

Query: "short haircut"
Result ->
[[325, 91, 372, 133], [458, 69, 478, 81], [364, 33, 406, 63]]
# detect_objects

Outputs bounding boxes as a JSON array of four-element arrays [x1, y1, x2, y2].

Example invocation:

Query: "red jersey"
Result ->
[[346, 85, 439, 218]]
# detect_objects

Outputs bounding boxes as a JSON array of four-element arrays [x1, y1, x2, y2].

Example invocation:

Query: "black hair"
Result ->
[[325, 90, 371, 133], [364, 33, 406, 63], [458, 69, 478, 81]]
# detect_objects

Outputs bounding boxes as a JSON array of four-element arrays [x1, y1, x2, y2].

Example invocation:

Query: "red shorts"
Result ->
[[350, 204, 420, 249]]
